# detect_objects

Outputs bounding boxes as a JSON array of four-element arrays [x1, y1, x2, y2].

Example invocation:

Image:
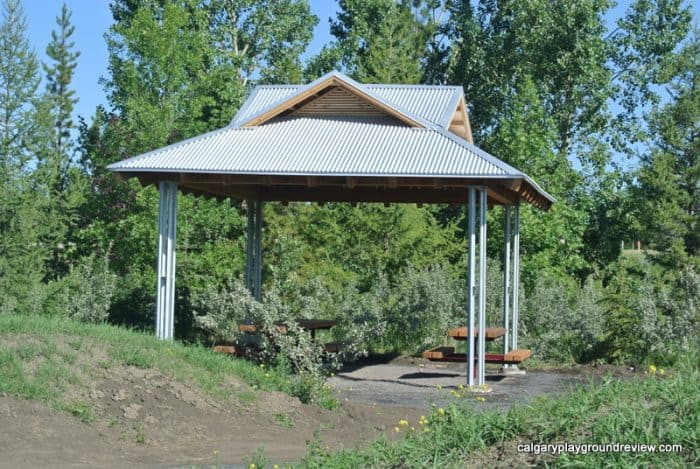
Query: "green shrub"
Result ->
[[603, 258, 700, 364], [384, 263, 464, 353], [521, 274, 606, 363], [192, 277, 335, 404], [59, 254, 118, 323]]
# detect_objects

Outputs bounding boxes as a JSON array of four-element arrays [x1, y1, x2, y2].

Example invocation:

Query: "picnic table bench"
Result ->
[[422, 326, 531, 365]]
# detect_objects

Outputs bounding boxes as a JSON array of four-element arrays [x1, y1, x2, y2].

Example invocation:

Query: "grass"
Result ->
[[303, 355, 699, 468], [274, 412, 295, 428], [0, 313, 335, 418]]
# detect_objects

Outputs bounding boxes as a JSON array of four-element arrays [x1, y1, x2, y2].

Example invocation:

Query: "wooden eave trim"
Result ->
[[119, 171, 550, 210], [462, 97, 474, 144], [448, 96, 474, 144]]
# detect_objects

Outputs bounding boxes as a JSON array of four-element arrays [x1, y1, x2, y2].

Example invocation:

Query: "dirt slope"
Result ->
[[0, 363, 421, 468]]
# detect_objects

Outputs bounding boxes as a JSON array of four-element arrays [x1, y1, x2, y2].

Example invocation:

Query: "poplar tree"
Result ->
[[634, 33, 699, 268], [307, 0, 429, 83]]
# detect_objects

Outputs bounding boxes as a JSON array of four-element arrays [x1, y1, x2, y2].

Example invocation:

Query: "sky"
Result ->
[[21, 1, 699, 129], [23, 0, 341, 125]]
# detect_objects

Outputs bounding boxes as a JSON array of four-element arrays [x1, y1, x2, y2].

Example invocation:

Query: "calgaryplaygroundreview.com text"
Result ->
[[517, 443, 684, 456]]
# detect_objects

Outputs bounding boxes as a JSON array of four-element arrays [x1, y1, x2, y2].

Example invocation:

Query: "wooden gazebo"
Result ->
[[108, 71, 554, 387]]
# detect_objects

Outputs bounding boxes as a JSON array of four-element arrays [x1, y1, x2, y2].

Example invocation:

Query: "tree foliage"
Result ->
[[0, 0, 697, 368], [632, 32, 699, 268]]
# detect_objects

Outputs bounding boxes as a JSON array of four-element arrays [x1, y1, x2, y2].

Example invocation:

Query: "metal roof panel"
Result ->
[[109, 116, 512, 177], [229, 72, 463, 129]]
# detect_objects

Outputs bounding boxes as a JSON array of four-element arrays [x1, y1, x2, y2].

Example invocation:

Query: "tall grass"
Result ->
[[303, 353, 699, 467]]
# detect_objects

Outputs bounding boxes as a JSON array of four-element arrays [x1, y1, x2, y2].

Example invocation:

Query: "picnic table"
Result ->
[[238, 319, 340, 353], [447, 327, 506, 341], [423, 326, 531, 365], [238, 319, 337, 340]]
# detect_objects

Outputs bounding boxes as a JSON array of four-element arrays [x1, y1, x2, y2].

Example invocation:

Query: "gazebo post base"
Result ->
[[501, 366, 527, 376]]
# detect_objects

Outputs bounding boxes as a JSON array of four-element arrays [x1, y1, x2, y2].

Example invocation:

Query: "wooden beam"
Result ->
[[114, 170, 552, 210], [506, 178, 523, 192], [259, 186, 469, 204], [182, 181, 259, 201]]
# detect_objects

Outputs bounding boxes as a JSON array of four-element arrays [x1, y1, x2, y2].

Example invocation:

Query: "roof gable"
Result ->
[[233, 71, 435, 129], [284, 86, 398, 120], [231, 77, 466, 130]]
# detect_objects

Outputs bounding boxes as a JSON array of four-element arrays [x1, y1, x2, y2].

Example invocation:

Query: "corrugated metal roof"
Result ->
[[231, 84, 461, 129], [109, 71, 554, 206], [109, 116, 512, 177], [230, 72, 462, 129], [236, 71, 436, 129], [366, 85, 462, 128], [231, 86, 299, 126]]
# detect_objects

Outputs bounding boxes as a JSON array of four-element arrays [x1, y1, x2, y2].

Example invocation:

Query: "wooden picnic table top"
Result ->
[[238, 319, 337, 334], [447, 327, 507, 341]]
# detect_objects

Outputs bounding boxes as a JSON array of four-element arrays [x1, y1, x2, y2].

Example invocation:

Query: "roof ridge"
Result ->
[[233, 70, 439, 130]]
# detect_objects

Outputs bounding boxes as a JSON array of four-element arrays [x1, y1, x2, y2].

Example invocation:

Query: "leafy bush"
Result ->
[[330, 280, 388, 360], [56, 254, 118, 323], [603, 258, 700, 364], [521, 274, 606, 363], [384, 263, 465, 353], [192, 277, 336, 404]]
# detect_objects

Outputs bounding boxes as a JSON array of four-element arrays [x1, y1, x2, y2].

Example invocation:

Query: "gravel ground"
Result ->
[[328, 362, 593, 411]]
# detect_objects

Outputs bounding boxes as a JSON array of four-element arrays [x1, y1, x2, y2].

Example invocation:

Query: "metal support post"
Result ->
[[155, 181, 178, 340], [467, 187, 476, 387], [245, 200, 263, 301], [254, 201, 263, 301], [511, 203, 520, 352], [245, 200, 254, 294], [478, 188, 487, 386], [503, 206, 511, 356]]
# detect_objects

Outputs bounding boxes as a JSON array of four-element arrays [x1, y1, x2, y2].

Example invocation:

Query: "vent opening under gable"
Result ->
[[262, 86, 409, 126]]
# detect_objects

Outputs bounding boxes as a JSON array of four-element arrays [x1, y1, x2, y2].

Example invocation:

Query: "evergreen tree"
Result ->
[[0, 0, 39, 174], [0, 0, 45, 312], [34, 3, 84, 279], [43, 2, 79, 159]]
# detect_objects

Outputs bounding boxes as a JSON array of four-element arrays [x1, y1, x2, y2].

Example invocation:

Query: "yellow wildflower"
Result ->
[[659, 368, 665, 375], [398, 419, 409, 426], [648, 364, 657, 374], [437, 408, 445, 417], [436, 384, 442, 390], [394, 426, 401, 432], [476, 396, 486, 402], [411, 427, 416, 432]]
